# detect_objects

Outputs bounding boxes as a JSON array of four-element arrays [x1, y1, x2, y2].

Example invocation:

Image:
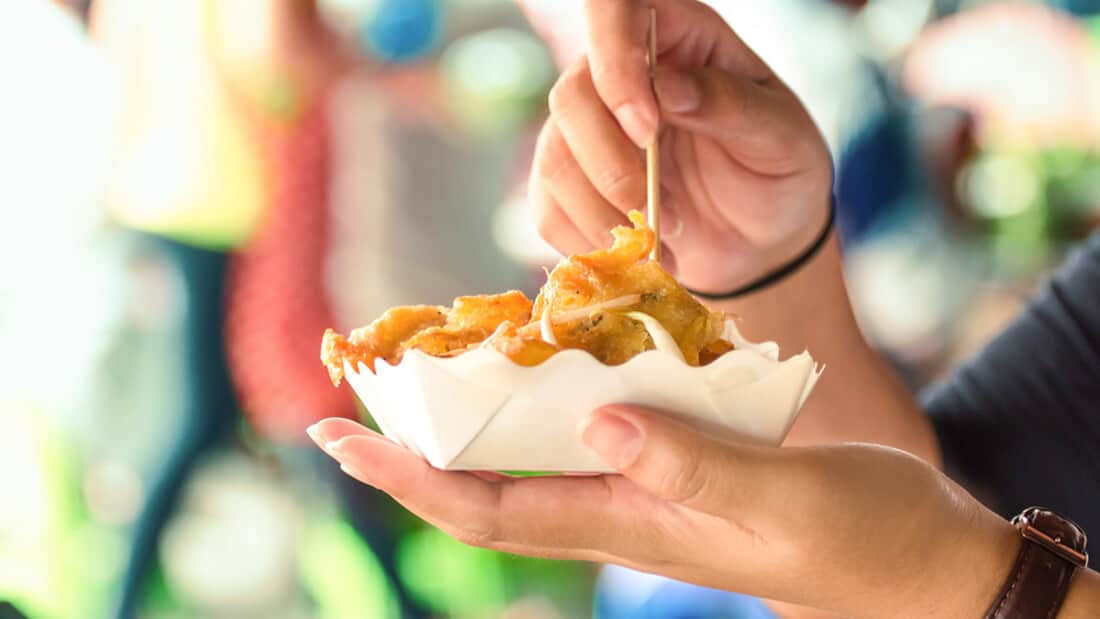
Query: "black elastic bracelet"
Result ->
[[687, 196, 836, 300]]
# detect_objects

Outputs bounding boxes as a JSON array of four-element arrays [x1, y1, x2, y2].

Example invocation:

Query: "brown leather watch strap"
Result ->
[[985, 507, 1089, 619]]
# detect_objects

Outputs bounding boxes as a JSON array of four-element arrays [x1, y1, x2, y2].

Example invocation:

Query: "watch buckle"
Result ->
[[1013, 514, 1089, 568]]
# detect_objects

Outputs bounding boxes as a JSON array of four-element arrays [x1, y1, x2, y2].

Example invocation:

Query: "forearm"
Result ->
[[709, 232, 940, 464]]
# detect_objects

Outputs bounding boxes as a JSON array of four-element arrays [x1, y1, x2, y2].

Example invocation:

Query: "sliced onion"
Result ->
[[552, 294, 642, 324], [540, 303, 558, 346], [624, 311, 685, 362], [480, 321, 513, 349]]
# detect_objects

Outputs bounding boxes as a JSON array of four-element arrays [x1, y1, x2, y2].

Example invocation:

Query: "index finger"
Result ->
[[583, 0, 658, 148], [324, 432, 671, 561]]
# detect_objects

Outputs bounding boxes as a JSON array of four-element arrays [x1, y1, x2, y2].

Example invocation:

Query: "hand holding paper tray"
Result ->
[[322, 211, 821, 472], [343, 323, 820, 472]]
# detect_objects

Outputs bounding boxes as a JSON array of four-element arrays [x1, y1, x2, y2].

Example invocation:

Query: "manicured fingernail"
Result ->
[[306, 423, 323, 444], [615, 103, 657, 148], [340, 463, 370, 482], [654, 68, 702, 113], [324, 441, 343, 457], [579, 409, 644, 469]]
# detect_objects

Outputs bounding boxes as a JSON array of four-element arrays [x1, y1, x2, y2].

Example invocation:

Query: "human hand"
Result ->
[[308, 406, 1018, 617], [527, 0, 833, 294]]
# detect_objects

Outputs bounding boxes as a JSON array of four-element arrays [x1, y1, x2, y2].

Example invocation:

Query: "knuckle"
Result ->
[[695, 2, 726, 27], [533, 127, 571, 181], [594, 165, 646, 208], [548, 62, 589, 115], [713, 73, 747, 118], [534, 121, 567, 162], [534, 202, 560, 240], [657, 451, 711, 506], [445, 483, 505, 550], [589, 53, 647, 106]]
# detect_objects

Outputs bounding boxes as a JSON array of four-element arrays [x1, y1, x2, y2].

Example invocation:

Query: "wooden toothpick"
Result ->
[[646, 7, 661, 262]]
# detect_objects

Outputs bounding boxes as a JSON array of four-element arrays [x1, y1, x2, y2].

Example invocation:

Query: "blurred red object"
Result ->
[[217, 1, 360, 443], [224, 93, 358, 443]]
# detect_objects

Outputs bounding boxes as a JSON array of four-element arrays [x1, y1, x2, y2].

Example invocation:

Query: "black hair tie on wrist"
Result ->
[[686, 196, 836, 301]]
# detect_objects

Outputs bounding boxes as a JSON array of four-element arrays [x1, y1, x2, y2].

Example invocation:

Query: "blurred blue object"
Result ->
[[834, 69, 917, 247], [595, 566, 775, 619], [0, 602, 29, 618], [1048, 0, 1100, 16], [113, 238, 241, 619], [361, 0, 443, 63]]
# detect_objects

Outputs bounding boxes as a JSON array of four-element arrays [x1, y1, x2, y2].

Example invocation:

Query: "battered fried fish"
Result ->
[[321, 211, 733, 385]]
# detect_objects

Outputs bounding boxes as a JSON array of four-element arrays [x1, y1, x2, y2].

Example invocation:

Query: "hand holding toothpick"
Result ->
[[528, 1, 832, 294]]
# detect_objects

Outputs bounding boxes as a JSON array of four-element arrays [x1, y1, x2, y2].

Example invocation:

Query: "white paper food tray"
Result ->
[[342, 320, 822, 472]]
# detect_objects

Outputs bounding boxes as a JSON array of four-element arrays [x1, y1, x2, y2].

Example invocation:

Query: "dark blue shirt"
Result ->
[[924, 233, 1100, 556]]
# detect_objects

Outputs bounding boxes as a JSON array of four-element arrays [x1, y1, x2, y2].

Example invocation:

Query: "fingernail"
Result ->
[[579, 409, 644, 470], [340, 463, 371, 483], [324, 434, 379, 458], [306, 423, 323, 445], [654, 69, 702, 113], [615, 103, 657, 148]]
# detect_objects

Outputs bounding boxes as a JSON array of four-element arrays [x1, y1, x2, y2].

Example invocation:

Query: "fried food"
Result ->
[[321, 291, 532, 384], [321, 211, 734, 384], [533, 211, 727, 366]]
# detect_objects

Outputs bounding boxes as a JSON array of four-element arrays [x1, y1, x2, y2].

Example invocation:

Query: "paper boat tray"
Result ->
[[343, 321, 822, 472]]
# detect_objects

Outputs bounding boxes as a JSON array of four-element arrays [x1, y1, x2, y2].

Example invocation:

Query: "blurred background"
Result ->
[[2, 0, 1099, 617]]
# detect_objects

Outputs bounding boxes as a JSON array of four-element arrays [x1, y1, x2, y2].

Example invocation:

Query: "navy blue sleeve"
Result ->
[[922, 233, 1100, 556]]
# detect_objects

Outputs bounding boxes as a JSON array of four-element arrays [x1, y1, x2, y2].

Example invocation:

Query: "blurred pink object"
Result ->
[[903, 3, 1100, 145], [517, 0, 586, 68]]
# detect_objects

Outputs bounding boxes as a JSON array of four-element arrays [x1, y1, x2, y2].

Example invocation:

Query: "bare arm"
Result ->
[[713, 232, 940, 464], [1062, 570, 1100, 618]]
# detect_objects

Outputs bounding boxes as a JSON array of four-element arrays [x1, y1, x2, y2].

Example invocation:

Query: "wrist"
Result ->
[[706, 229, 863, 356], [688, 190, 834, 299], [911, 508, 1022, 619]]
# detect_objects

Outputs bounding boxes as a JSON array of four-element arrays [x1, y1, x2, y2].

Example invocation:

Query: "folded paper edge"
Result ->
[[343, 320, 819, 471]]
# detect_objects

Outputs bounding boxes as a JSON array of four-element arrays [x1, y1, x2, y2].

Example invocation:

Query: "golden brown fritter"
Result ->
[[480, 321, 560, 367], [531, 211, 725, 366], [322, 305, 447, 384], [321, 210, 733, 381], [401, 291, 535, 358], [321, 291, 533, 385]]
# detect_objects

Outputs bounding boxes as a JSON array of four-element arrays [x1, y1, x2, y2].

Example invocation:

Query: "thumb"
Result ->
[[580, 405, 781, 518], [652, 65, 808, 164]]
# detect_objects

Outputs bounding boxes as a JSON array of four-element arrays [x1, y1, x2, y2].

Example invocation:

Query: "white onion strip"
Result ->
[[539, 294, 648, 348], [551, 294, 641, 324], [540, 302, 558, 346], [624, 311, 686, 362]]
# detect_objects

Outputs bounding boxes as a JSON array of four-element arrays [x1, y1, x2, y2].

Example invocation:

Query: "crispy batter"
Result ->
[[321, 211, 734, 379], [402, 291, 534, 358], [322, 305, 446, 384], [480, 321, 560, 367], [321, 291, 532, 385], [531, 211, 725, 366]]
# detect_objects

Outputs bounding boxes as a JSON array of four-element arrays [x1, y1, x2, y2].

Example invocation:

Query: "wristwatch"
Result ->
[[985, 507, 1089, 619]]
